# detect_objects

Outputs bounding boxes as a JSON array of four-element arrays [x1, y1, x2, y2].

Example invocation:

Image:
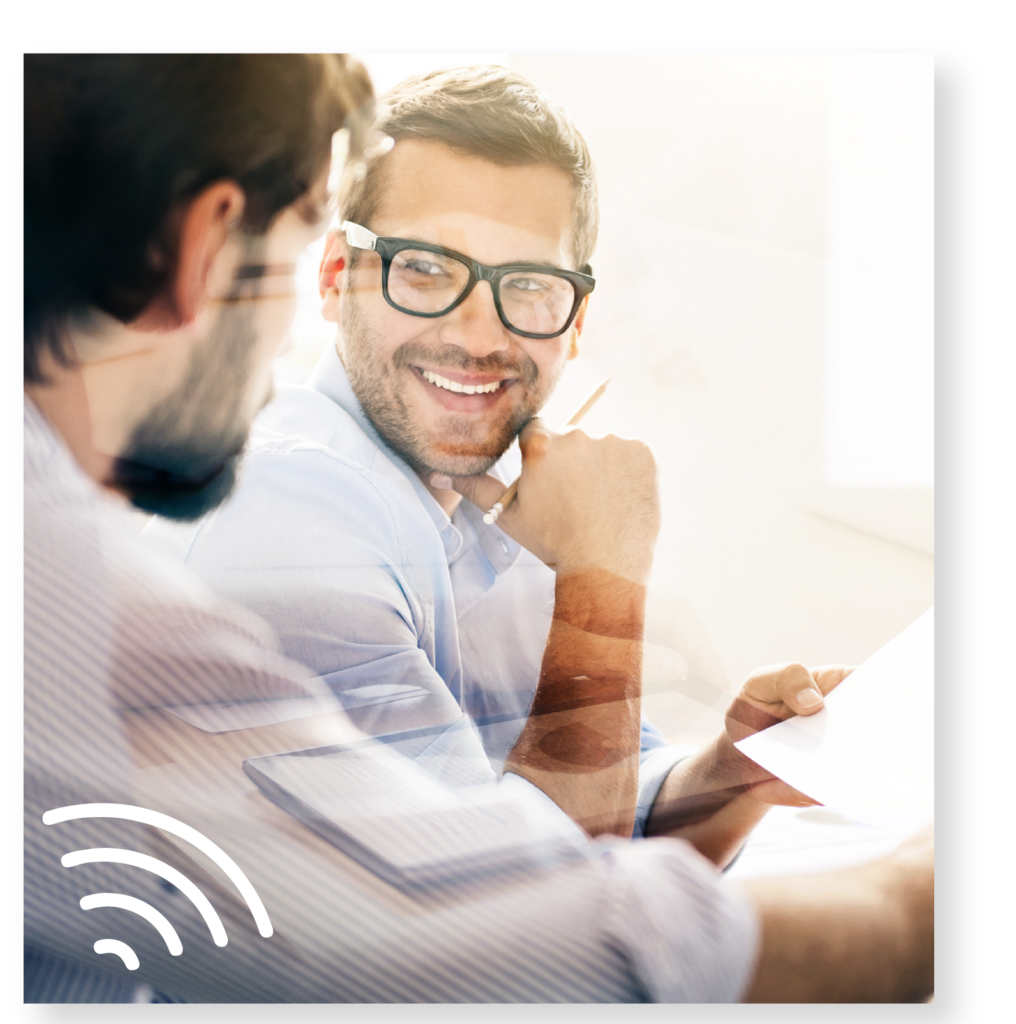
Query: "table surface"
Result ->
[[723, 804, 922, 880]]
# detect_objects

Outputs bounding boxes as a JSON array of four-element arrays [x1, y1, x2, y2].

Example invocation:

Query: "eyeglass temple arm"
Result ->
[[342, 221, 377, 251]]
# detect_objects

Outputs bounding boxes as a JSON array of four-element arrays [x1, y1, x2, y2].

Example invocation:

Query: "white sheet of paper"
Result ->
[[734, 607, 934, 832]]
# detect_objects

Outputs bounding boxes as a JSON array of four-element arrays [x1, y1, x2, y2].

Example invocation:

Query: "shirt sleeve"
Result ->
[[596, 836, 761, 1001], [148, 442, 467, 741], [633, 740, 700, 839], [490, 757, 762, 1001], [30, 407, 765, 1004]]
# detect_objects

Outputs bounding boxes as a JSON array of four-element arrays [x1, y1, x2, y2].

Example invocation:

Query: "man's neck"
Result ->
[[331, 345, 464, 518], [26, 368, 115, 487], [416, 469, 463, 517], [24, 316, 165, 495]]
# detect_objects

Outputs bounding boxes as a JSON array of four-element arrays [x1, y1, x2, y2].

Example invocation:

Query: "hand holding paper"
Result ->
[[734, 608, 934, 831], [724, 663, 855, 807], [645, 660, 855, 860], [646, 611, 933, 864]]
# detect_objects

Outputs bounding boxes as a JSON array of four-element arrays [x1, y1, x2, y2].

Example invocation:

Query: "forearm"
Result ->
[[505, 567, 645, 838], [644, 735, 772, 866], [741, 854, 934, 1002]]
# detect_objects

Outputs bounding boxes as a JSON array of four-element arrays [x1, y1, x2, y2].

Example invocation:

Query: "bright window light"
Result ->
[[824, 54, 934, 488]]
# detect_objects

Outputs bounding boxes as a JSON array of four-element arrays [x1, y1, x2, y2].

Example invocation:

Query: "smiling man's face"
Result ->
[[322, 139, 585, 478]]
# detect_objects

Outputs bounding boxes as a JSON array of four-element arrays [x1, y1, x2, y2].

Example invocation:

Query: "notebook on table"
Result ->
[[244, 734, 588, 890]]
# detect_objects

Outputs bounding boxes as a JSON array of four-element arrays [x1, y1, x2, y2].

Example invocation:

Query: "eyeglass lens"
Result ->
[[388, 249, 577, 336]]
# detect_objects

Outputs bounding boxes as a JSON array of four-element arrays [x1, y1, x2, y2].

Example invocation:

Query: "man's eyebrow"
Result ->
[[404, 241, 567, 271], [497, 258, 565, 270]]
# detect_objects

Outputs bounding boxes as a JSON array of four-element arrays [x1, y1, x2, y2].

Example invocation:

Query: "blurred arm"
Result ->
[[742, 827, 934, 1002]]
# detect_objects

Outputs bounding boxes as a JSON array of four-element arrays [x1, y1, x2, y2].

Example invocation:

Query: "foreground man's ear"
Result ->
[[173, 180, 245, 323], [170, 180, 246, 326]]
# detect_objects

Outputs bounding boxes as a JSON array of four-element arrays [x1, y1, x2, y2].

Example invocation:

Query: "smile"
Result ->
[[418, 368, 507, 395]]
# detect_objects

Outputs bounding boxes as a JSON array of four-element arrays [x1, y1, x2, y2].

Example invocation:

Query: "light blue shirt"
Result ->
[[145, 344, 684, 835], [26, 396, 760, 1003]]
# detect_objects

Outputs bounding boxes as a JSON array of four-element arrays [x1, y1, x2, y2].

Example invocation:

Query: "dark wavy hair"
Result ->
[[25, 54, 374, 382]]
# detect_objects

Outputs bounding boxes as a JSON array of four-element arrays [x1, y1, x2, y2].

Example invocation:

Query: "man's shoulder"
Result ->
[[251, 383, 385, 473], [147, 384, 431, 573], [239, 383, 420, 524]]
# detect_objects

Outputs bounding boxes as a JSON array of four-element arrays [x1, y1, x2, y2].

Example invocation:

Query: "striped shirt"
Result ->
[[144, 345, 684, 834], [24, 397, 759, 1003]]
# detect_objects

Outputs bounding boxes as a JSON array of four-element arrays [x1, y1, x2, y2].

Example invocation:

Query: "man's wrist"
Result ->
[[644, 731, 772, 840], [551, 566, 647, 640], [555, 552, 653, 587], [697, 729, 752, 792]]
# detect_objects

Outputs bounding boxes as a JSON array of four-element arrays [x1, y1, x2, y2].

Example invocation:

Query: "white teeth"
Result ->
[[421, 369, 504, 395]]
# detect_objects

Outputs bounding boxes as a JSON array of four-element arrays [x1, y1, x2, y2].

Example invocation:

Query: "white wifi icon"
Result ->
[[43, 803, 272, 972]]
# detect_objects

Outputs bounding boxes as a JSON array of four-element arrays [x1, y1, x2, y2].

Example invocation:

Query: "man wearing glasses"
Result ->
[[149, 65, 868, 852], [26, 56, 932, 1004]]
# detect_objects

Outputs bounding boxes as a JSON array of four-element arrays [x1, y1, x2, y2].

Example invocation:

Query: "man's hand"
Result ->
[[433, 418, 660, 837], [722, 663, 853, 806], [433, 417, 661, 584], [645, 663, 854, 863]]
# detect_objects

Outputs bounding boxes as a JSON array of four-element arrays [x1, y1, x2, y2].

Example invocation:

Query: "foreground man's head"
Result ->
[[24, 54, 374, 519], [318, 66, 598, 478]]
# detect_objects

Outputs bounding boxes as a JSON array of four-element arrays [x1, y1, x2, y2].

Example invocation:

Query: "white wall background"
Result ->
[[274, 53, 935, 745], [825, 55, 934, 489]]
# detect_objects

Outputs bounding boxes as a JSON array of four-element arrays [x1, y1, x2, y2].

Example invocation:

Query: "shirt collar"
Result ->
[[454, 498, 522, 574], [304, 344, 522, 572], [24, 394, 90, 494], [305, 344, 463, 559]]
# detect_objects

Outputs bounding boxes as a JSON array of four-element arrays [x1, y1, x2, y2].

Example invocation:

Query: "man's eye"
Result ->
[[397, 255, 450, 280], [505, 276, 549, 294]]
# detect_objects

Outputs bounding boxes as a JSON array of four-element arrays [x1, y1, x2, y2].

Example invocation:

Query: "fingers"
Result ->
[[810, 664, 854, 696], [430, 471, 510, 515], [516, 417, 555, 465], [429, 419, 555, 514], [781, 663, 828, 716], [742, 662, 826, 717], [749, 778, 822, 808], [783, 786, 821, 807]]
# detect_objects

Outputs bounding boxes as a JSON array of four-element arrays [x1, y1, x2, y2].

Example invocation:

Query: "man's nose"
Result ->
[[437, 279, 511, 358]]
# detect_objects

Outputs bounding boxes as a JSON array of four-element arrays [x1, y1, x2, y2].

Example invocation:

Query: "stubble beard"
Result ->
[[340, 291, 562, 478], [112, 280, 274, 521]]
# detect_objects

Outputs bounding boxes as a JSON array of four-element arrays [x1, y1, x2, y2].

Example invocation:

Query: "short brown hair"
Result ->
[[25, 54, 374, 383], [342, 65, 598, 271]]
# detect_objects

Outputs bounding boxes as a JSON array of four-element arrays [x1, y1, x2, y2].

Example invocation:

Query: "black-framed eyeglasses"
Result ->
[[342, 221, 595, 340]]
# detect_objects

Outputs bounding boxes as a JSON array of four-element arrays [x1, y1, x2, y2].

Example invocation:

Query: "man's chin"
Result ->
[[426, 442, 509, 479], [113, 453, 242, 522]]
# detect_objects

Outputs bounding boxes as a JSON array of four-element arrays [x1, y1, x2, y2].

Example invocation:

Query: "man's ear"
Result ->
[[319, 231, 349, 294], [567, 295, 590, 361], [319, 231, 349, 322], [172, 181, 246, 325]]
